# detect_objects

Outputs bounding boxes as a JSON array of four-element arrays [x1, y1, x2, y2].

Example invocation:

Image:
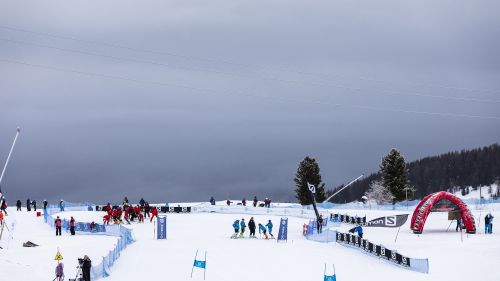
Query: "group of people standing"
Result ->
[[231, 217, 274, 239], [14, 198, 51, 212], [53, 215, 76, 236], [102, 197, 158, 225]]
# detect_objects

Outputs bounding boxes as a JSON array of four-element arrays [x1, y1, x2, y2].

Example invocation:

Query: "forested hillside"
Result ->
[[328, 143, 500, 203]]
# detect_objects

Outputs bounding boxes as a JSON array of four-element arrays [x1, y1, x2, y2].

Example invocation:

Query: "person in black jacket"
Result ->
[[16, 200, 22, 211], [32, 200, 37, 211], [81, 255, 92, 281], [248, 217, 256, 238], [26, 198, 31, 211], [317, 215, 323, 234], [43, 200, 48, 211]]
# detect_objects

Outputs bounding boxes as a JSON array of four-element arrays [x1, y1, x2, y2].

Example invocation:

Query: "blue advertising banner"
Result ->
[[277, 217, 288, 242], [157, 216, 167, 239]]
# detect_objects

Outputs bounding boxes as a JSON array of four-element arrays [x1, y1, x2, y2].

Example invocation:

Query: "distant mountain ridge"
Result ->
[[328, 143, 500, 203]]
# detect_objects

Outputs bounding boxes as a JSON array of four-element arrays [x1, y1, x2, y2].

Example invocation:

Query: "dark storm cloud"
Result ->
[[0, 0, 499, 204]]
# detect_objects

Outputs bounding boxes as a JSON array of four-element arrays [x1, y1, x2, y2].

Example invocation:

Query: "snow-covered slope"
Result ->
[[1, 204, 499, 281]]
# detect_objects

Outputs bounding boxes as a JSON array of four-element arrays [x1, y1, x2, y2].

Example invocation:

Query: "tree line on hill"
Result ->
[[325, 143, 500, 203]]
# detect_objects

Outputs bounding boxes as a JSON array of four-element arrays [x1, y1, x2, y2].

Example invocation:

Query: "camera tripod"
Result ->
[[68, 264, 83, 281]]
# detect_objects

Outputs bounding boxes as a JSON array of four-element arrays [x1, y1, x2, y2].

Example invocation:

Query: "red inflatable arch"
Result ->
[[411, 191, 476, 234]]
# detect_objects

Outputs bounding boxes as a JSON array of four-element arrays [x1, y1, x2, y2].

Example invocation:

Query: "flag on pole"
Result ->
[[191, 250, 207, 280], [307, 182, 316, 194]]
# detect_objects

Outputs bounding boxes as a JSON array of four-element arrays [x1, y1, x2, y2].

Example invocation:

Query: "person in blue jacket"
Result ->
[[354, 224, 363, 238], [266, 220, 274, 238], [231, 219, 240, 238], [258, 223, 268, 239], [240, 218, 246, 237], [59, 200, 65, 212]]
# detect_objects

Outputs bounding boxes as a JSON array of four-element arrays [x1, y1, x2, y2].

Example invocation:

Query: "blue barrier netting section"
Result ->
[[43, 202, 134, 280]]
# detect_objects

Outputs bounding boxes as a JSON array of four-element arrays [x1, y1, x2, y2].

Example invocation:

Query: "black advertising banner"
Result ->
[[331, 213, 366, 225], [335, 232, 411, 268]]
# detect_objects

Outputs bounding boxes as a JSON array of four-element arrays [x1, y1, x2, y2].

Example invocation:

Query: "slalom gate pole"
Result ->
[[153, 220, 156, 239], [191, 250, 198, 278], [204, 251, 207, 280], [394, 226, 401, 243]]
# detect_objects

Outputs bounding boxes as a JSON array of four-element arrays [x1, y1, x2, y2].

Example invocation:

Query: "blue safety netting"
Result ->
[[43, 202, 134, 280]]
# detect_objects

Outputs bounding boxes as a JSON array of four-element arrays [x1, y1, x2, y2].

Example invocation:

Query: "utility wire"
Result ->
[[0, 24, 498, 97], [1, 58, 498, 120], [1, 37, 498, 104]]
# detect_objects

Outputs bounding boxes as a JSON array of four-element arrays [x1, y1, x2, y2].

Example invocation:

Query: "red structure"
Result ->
[[411, 191, 476, 234]]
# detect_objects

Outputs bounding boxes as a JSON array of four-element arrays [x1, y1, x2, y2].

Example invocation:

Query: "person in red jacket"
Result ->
[[70, 216, 76, 235], [150, 207, 158, 222], [138, 212, 144, 223], [103, 214, 110, 225], [55, 216, 62, 236]]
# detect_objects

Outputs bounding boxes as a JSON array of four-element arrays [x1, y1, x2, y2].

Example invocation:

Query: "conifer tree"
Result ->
[[294, 156, 326, 205], [380, 149, 410, 203]]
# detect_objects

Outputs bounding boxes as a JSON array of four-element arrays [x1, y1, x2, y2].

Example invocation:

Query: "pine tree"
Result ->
[[380, 148, 410, 204], [294, 156, 326, 205]]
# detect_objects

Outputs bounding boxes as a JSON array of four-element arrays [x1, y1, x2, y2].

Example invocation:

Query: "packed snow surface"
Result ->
[[1, 204, 499, 281]]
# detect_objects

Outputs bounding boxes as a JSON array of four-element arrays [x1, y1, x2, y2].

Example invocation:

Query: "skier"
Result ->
[[317, 215, 323, 234], [70, 216, 76, 235], [0, 199, 7, 215], [231, 219, 240, 238], [103, 214, 111, 225], [248, 217, 256, 238], [59, 200, 65, 212], [258, 223, 268, 239], [240, 218, 246, 237], [150, 206, 158, 222], [253, 196, 258, 207], [354, 224, 364, 238], [55, 216, 62, 236], [26, 198, 31, 211], [16, 199, 21, 211], [266, 220, 274, 238]]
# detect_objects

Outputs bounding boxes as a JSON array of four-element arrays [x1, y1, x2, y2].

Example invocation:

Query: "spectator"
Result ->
[[210, 196, 216, 205], [1, 199, 7, 215], [43, 200, 48, 211], [16, 199, 22, 211], [485, 213, 494, 234], [55, 216, 62, 236], [82, 255, 92, 281], [317, 215, 323, 234], [253, 196, 258, 207], [59, 200, 65, 212], [456, 217, 463, 232], [32, 200, 37, 211], [27, 198, 31, 211], [70, 216, 76, 235], [248, 217, 256, 238]]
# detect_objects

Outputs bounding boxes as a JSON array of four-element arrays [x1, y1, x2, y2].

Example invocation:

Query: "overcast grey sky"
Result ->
[[0, 0, 499, 204]]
